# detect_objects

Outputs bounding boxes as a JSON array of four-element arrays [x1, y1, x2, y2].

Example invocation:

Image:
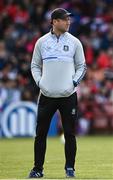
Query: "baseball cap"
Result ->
[[51, 8, 71, 20]]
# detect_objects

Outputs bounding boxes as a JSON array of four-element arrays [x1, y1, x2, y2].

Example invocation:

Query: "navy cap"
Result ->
[[51, 8, 71, 20]]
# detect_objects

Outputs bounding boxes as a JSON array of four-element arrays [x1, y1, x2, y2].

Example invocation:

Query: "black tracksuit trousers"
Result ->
[[34, 92, 78, 171]]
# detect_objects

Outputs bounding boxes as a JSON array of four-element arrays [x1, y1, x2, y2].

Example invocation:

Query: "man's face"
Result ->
[[53, 16, 71, 33]]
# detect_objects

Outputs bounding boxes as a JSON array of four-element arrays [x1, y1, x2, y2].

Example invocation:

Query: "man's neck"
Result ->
[[52, 28, 65, 37]]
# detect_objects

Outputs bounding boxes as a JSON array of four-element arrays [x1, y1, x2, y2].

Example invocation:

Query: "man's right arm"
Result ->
[[31, 40, 42, 86]]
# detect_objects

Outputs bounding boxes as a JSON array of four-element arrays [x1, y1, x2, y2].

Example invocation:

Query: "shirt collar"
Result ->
[[50, 28, 66, 39]]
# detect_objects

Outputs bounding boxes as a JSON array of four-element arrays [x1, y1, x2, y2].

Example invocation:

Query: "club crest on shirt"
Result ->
[[63, 45, 69, 51]]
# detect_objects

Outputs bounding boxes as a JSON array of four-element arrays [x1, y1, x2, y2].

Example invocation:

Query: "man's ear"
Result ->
[[52, 19, 58, 25]]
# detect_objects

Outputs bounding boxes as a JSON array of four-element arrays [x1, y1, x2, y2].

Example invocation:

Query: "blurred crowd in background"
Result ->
[[0, 0, 113, 135]]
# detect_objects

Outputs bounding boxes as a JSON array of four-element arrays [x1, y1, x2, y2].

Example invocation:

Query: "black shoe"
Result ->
[[28, 169, 44, 178], [66, 167, 75, 178]]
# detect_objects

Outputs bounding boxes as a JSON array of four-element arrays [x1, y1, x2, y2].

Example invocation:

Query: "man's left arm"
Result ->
[[73, 40, 87, 87]]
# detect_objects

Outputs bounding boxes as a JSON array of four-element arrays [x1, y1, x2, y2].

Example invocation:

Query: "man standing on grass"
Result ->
[[28, 8, 87, 178]]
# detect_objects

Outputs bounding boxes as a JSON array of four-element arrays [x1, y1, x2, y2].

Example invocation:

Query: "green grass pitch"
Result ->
[[0, 136, 113, 179]]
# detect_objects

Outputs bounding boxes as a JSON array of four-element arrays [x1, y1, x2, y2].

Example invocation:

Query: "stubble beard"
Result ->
[[59, 27, 69, 33]]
